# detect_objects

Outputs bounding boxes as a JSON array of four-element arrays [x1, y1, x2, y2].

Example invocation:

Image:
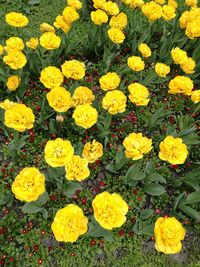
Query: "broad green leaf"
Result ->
[[35, 191, 49, 206], [173, 192, 185, 211], [145, 160, 155, 175], [179, 204, 200, 221], [147, 173, 166, 184], [86, 218, 114, 241], [125, 163, 145, 186], [142, 183, 166, 196], [22, 202, 43, 213], [140, 209, 154, 220], [186, 190, 200, 204], [63, 182, 82, 198]]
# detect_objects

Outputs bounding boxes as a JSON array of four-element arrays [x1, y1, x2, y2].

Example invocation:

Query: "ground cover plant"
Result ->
[[0, 0, 200, 266]]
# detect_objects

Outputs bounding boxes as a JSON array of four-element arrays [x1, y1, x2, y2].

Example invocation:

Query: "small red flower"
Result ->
[[99, 181, 105, 187], [38, 259, 43, 265], [90, 240, 96, 246], [81, 198, 87, 205], [119, 229, 125, 237], [50, 195, 57, 201]]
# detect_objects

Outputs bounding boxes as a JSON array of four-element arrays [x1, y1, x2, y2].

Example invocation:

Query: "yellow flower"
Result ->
[[71, 86, 95, 107], [162, 5, 176, 20], [5, 37, 24, 52], [65, 155, 90, 181], [67, 0, 82, 9], [179, 8, 200, 29], [138, 43, 151, 58], [191, 90, 200, 103], [155, 217, 186, 254], [179, 11, 190, 29], [40, 32, 61, 50], [93, 0, 106, 9], [40, 66, 64, 89], [44, 138, 74, 167], [102, 90, 127, 115], [26, 37, 39, 49], [72, 104, 98, 129], [107, 28, 125, 44], [155, 63, 170, 77], [4, 103, 35, 132], [102, 1, 120, 16], [82, 140, 103, 163], [128, 83, 150, 106], [171, 47, 188, 65], [12, 167, 45, 202], [127, 56, 145, 71], [185, 0, 197, 7], [180, 57, 195, 74], [51, 204, 88, 242], [155, 0, 165, 4], [109, 12, 128, 30], [0, 45, 4, 55], [0, 99, 16, 110], [99, 72, 121, 91], [61, 60, 86, 80], [91, 10, 108, 25], [141, 1, 162, 21], [54, 15, 71, 33], [168, 0, 178, 8], [159, 136, 188, 164], [6, 75, 21, 91], [186, 18, 200, 39], [46, 87, 71, 112], [92, 191, 129, 230], [5, 12, 28, 27], [3, 51, 27, 70], [168, 76, 193, 95], [129, 0, 144, 8], [63, 6, 79, 24], [40, 23, 55, 33], [123, 132, 153, 160]]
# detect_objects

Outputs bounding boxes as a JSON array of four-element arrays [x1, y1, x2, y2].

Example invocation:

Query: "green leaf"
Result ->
[[125, 163, 145, 186], [86, 218, 114, 241], [179, 204, 200, 221], [140, 209, 154, 220], [63, 182, 82, 198], [35, 191, 49, 206], [173, 192, 185, 211], [145, 160, 155, 175], [186, 190, 200, 204], [22, 202, 43, 213], [182, 168, 200, 190], [147, 173, 166, 184], [142, 183, 166, 196], [115, 147, 124, 164], [148, 108, 171, 132]]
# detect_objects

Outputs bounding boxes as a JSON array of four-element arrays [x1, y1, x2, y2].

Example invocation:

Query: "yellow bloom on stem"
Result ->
[[65, 155, 90, 181], [82, 140, 103, 163], [67, 0, 82, 10], [102, 90, 127, 115], [26, 37, 39, 49], [141, 1, 162, 21], [154, 217, 186, 254], [108, 28, 125, 44], [5, 37, 24, 52], [171, 47, 188, 65], [5, 12, 28, 27], [72, 104, 98, 129], [93, 0, 106, 9], [46, 87, 71, 112], [63, 6, 79, 24], [186, 18, 200, 39], [71, 86, 95, 107], [0, 99, 16, 110], [54, 15, 71, 32], [191, 90, 200, 103], [91, 9, 108, 25], [127, 56, 145, 71], [155, 63, 170, 77], [40, 23, 55, 33], [0, 45, 4, 55], [12, 167, 45, 202], [102, 1, 120, 16], [109, 12, 128, 30], [92, 191, 129, 230], [159, 136, 188, 164], [129, 0, 144, 9], [155, 0, 165, 4], [4, 103, 35, 132], [180, 57, 195, 74], [51, 204, 88, 242], [40, 32, 61, 50], [6, 75, 21, 91], [168, 0, 178, 8], [179, 8, 200, 29], [162, 5, 176, 20], [128, 83, 150, 106], [3, 51, 27, 70], [40, 66, 64, 89], [99, 72, 121, 91], [44, 138, 74, 167], [185, 0, 197, 7], [168, 76, 193, 95], [61, 60, 86, 80], [138, 43, 151, 58], [123, 132, 153, 160]]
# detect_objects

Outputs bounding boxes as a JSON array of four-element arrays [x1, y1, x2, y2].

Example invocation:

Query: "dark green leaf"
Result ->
[[63, 182, 82, 198], [186, 190, 200, 204], [142, 183, 166, 196], [86, 218, 114, 241], [140, 209, 154, 220]]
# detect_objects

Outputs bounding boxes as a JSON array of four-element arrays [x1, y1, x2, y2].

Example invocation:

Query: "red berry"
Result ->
[[36, 106, 41, 112], [0, 259, 5, 266], [1, 168, 6, 173], [41, 230, 46, 236], [81, 198, 87, 205], [99, 181, 105, 187], [90, 240, 96, 246], [132, 189, 138, 195], [50, 195, 57, 201], [164, 214, 169, 218], [9, 257, 14, 262], [34, 244, 39, 252], [119, 229, 125, 237], [137, 196, 142, 201], [155, 209, 161, 214], [38, 259, 43, 265], [170, 164, 178, 170]]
